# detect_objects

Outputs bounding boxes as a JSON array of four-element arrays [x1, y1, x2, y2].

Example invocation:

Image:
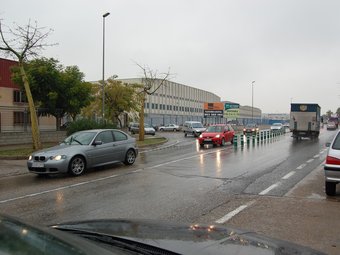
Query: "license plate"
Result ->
[[32, 162, 44, 168], [204, 139, 212, 141]]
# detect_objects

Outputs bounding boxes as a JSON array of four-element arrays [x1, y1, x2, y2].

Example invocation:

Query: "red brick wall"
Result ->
[[0, 58, 19, 89]]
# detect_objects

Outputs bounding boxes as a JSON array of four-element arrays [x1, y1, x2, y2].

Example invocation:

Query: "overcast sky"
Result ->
[[2, 0, 340, 114]]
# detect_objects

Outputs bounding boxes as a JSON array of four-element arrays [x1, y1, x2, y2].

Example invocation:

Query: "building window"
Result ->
[[13, 90, 27, 103], [13, 111, 29, 126]]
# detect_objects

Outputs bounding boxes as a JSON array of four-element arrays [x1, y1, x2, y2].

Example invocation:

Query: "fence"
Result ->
[[0, 106, 58, 132]]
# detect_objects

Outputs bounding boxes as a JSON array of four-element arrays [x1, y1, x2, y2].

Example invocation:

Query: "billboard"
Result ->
[[224, 103, 240, 120], [203, 102, 224, 117]]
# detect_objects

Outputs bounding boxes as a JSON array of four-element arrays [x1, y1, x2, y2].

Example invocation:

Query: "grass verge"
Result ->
[[0, 137, 167, 158]]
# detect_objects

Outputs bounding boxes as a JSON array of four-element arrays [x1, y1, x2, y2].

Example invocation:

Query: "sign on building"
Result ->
[[203, 102, 224, 117], [224, 103, 240, 120]]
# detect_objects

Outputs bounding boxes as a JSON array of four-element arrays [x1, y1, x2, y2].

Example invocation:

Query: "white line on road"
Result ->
[[0, 174, 119, 204], [296, 164, 307, 170], [282, 171, 295, 180], [259, 182, 280, 195], [313, 154, 320, 158], [306, 159, 314, 163], [215, 200, 255, 224]]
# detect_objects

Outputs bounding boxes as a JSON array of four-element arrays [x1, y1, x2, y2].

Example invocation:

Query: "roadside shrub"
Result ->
[[66, 119, 116, 136]]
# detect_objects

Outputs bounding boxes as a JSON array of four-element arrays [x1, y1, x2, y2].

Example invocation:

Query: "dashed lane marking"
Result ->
[[215, 200, 255, 224], [282, 171, 295, 180], [296, 163, 307, 170], [306, 159, 314, 163], [259, 182, 280, 195]]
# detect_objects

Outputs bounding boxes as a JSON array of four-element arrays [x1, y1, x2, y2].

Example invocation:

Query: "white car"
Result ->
[[270, 123, 284, 132], [324, 130, 340, 196], [159, 124, 180, 132]]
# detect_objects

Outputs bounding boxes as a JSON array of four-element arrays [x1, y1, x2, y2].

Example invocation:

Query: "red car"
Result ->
[[198, 124, 235, 147]]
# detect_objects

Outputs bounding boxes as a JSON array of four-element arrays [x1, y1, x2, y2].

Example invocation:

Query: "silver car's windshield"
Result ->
[[192, 123, 203, 128], [63, 132, 97, 145]]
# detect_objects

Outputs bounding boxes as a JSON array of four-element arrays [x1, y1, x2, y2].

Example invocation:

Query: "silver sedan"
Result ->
[[27, 129, 138, 176], [158, 124, 180, 132]]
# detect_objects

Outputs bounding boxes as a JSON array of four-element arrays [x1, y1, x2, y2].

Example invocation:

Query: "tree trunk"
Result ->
[[19, 64, 42, 149], [139, 95, 145, 141]]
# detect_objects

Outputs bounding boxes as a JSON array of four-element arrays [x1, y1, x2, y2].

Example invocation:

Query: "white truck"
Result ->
[[289, 103, 321, 139]]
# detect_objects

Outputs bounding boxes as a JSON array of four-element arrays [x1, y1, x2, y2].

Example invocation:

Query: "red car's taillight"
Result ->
[[326, 156, 340, 165]]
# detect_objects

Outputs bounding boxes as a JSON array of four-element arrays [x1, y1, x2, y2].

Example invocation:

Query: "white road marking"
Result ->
[[296, 164, 306, 170], [215, 200, 255, 224], [259, 183, 280, 195], [313, 154, 320, 158], [306, 159, 314, 163], [0, 174, 119, 204], [282, 171, 295, 180]]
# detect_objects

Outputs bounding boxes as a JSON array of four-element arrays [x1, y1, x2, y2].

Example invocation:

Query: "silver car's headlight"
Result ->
[[28, 155, 32, 160], [49, 155, 67, 161]]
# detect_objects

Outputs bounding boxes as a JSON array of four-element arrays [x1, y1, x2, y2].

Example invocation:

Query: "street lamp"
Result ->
[[251, 80, 255, 122], [102, 12, 110, 120]]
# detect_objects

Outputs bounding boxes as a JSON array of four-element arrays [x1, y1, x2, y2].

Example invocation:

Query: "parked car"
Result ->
[[183, 121, 206, 137], [324, 130, 340, 196], [130, 123, 156, 135], [270, 123, 284, 132], [243, 123, 259, 135], [159, 123, 181, 132], [0, 214, 326, 255], [327, 121, 337, 130], [27, 129, 138, 176], [198, 124, 235, 147]]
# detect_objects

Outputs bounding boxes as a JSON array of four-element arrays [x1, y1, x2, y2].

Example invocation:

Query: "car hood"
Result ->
[[32, 144, 85, 156], [201, 132, 220, 137], [145, 127, 155, 131], [53, 219, 325, 255]]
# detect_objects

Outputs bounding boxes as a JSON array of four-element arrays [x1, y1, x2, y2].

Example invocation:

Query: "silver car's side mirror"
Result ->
[[93, 141, 103, 146]]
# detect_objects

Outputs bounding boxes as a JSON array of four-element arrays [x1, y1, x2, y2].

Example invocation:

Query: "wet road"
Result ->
[[0, 129, 339, 253]]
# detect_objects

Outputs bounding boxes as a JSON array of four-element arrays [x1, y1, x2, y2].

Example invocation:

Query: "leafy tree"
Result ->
[[0, 19, 55, 149], [82, 78, 142, 127], [11, 58, 93, 128], [326, 110, 333, 118], [105, 79, 142, 127], [336, 107, 340, 116]]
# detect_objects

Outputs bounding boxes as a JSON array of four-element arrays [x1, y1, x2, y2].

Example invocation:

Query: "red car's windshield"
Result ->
[[206, 126, 224, 132]]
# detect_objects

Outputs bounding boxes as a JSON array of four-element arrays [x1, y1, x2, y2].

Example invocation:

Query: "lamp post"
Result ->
[[102, 12, 110, 121], [251, 80, 255, 122]]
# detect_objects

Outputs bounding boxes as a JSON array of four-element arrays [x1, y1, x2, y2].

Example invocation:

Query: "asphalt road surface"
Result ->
[[0, 128, 339, 254]]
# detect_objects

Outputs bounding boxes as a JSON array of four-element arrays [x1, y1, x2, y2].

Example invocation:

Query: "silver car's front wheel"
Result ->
[[124, 149, 136, 165], [69, 156, 86, 176]]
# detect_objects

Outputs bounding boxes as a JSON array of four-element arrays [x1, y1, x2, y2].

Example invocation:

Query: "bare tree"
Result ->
[[0, 19, 55, 149], [136, 63, 171, 141]]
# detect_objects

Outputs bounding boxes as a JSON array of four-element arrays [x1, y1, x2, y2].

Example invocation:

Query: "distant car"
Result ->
[[327, 121, 337, 130], [243, 123, 259, 135], [198, 124, 235, 147], [130, 123, 156, 135], [27, 129, 138, 176], [324, 130, 340, 196], [270, 123, 284, 132], [183, 121, 206, 137], [159, 124, 181, 132]]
